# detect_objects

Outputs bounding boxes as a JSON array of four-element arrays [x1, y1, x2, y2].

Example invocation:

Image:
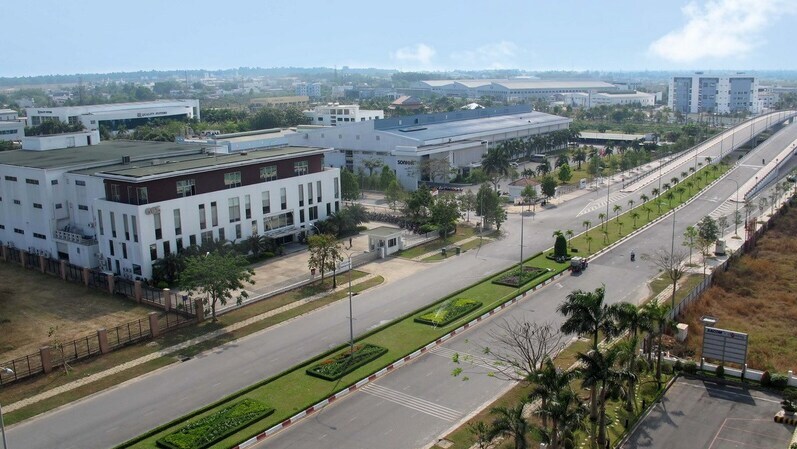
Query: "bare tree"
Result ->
[[646, 247, 689, 310], [486, 319, 566, 382]]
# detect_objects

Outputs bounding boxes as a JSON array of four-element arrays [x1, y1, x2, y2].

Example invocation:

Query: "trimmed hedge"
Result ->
[[491, 266, 548, 287], [414, 298, 482, 327], [156, 399, 273, 449], [306, 344, 388, 381]]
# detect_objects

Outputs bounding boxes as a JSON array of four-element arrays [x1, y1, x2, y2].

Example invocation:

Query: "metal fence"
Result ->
[[25, 252, 38, 269], [160, 310, 195, 332], [107, 318, 150, 350], [87, 269, 109, 290], [49, 334, 102, 373], [115, 277, 135, 298], [7, 247, 20, 264], [45, 257, 61, 276], [65, 263, 83, 283], [141, 286, 164, 306], [0, 353, 43, 385]]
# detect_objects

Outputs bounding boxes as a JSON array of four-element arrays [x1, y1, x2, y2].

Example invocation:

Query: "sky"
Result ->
[[4, 0, 797, 77]]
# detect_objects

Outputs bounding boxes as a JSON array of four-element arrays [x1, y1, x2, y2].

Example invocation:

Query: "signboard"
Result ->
[[701, 326, 748, 365]]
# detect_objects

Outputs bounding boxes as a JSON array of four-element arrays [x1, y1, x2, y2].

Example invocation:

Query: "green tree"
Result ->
[[476, 184, 502, 229], [540, 175, 557, 198], [489, 402, 531, 449], [482, 144, 512, 191], [557, 163, 572, 184], [384, 180, 404, 211], [553, 231, 568, 259], [249, 107, 285, 130], [340, 169, 360, 201], [180, 252, 255, 321], [577, 346, 634, 446], [404, 184, 434, 221], [459, 190, 477, 222], [642, 301, 672, 389], [430, 196, 461, 239], [307, 234, 344, 288], [529, 358, 578, 430], [379, 165, 397, 190], [521, 184, 538, 211], [536, 385, 587, 449], [570, 147, 586, 170]]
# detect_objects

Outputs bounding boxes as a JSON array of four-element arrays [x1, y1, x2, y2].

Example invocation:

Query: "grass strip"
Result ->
[[157, 399, 273, 449]]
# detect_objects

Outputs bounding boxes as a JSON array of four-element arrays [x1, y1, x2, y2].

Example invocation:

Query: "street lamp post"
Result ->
[[341, 251, 355, 354], [518, 207, 525, 294], [1, 367, 13, 449], [727, 178, 740, 236]]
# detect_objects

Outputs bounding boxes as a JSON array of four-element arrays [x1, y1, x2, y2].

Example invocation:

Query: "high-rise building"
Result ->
[[669, 73, 759, 114]]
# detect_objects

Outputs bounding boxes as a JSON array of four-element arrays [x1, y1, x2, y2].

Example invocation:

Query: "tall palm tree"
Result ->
[[627, 199, 635, 210], [528, 358, 578, 429], [613, 204, 622, 224], [565, 230, 574, 249], [482, 144, 512, 191], [631, 211, 640, 228], [555, 154, 570, 168], [585, 234, 594, 253], [571, 147, 587, 170], [685, 180, 695, 194], [536, 386, 588, 449], [489, 402, 531, 449], [640, 194, 649, 204], [642, 205, 652, 221], [615, 336, 644, 412], [598, 213, 606, 230], [681, 171, 688, 180], [558, 286, 617, 420], [582, 220, 592, 238], [578, 346, 635, 447], [676, 186, 686, 202], [670, 176, 679, 185], [642, 301, 672, 389]]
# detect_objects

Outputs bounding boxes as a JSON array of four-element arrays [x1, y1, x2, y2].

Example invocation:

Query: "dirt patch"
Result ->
[[677, 203, 797, 372], [0, 263, 155, 361]]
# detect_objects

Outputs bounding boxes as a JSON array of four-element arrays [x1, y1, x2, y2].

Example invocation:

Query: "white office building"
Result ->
[[295, 83, 322, 98], [408, 79, 619, 101], [288, 105, 571, 190], [562, 91, 656, 109], [0, 109, 25, 142], [0, 140, 339, 279], [304, 103, 384, 126], [669, 74, 759, 114], [24, 100, 200, 132]]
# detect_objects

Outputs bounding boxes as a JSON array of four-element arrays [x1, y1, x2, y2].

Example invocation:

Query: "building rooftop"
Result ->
[[0, 108, 16, 115], [0, 140, 205, 170], [25, 99, 197, 114], [85, 145, 329, 180], [579, 132, 646, 141], [419, 79, 617, 91], [362, 226, 402, 238]]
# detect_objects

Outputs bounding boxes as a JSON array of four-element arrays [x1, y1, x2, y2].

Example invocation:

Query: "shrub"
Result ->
[[662, 363, 674, 375], [157, 280, 169, 289], [674, 360, 684, 372], [683, 361, 698, 374], [761, 370, 772, 387], [306, 344, 388, 381], [554, 234, 568, 258], [415, 298, 482, 327], [156, 398, 273, 449], [356, 225, 368, 232], [491, 266, 547, 287], [771, 373, 789, 389], [715, 365, 725, 378], [635, 357, 650, 373], [419, 223, 439, 234]]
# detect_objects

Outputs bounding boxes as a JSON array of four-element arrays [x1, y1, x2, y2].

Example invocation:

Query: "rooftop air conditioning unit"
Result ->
[[122, 155, 131, 165]]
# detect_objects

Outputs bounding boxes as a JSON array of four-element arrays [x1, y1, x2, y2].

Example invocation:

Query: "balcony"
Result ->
[[54, 230, 97, 245]]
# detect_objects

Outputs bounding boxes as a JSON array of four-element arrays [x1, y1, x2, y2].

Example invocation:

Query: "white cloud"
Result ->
[[649, 0, 795, 63], [450, 41, 522, 69], [390, 43, 436, 66]]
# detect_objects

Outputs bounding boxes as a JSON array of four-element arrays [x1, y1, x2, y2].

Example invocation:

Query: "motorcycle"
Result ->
[[630, 251, 636, 262]]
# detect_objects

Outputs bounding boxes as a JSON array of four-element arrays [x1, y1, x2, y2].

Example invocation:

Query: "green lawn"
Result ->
[[421, 235, 494, 262], [396, 226, 476, 259]]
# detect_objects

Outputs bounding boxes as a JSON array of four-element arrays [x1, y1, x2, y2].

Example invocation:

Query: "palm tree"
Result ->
[[602, 229, 609, 244], [598, 213, 606, 230], [528, 358, 578, 429], [577, 346, 635, 447], [582, 220, 591, 238], [642, 301, 672, 389], [537, 158, 552, 176], [640, 194, 649, 204], [565, 230, 574, 249], [558, 286, 617, 421], [662, 182, 671, 191], [613, 204, 622, 224], [570, 147, 587, 170], [665, 191, 675, 209], [631, 211, 640, 228], [676, 186, 686, 202], [555, 154, 570, 168], [681, 171, 688, 180], [585, 234, 594, 253], [489, 402, 531, 449], [482, 144, 512, 191], [670, 176, 679, 186], [627, 199, 635, 210], [685, 180, 695, 194], [615, 336, 643, 412], [536, 386, 588, 449], [642, 205, 652, 221]]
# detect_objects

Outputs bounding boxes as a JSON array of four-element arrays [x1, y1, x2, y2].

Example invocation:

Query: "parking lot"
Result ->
[[622, 376, 793, 449]]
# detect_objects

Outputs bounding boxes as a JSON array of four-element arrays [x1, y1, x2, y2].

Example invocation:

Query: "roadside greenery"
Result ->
[[156, 399, 273, 449], [306, 344, 388, 381], [415, 298, 483, 327]]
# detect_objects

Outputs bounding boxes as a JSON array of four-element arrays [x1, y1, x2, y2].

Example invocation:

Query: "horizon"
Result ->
[[5, 0, 797, 78]]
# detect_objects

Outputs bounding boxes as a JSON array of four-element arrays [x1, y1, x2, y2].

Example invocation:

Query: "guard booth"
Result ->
[[362, 226, 404, 258]]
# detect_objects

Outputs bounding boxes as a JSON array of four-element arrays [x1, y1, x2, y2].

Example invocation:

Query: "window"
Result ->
[[333, 177, 339, 198], [78, 205, 89, 211], [163, 240, 171, 255], [280, 187, 287, 210], [14, 228, 23, 234], [34, 232, 46, 240], [51, 180, 58, 185], [244, 195, 251, 219], [224, 171, 242, 188], [122, 242, 128, 259], [153, 212, 162, 240], [177, 179, 196, 197], [131, 216, 138, 242], [123, 214, 130, 240], [13, 200, 20, 205], [137, 187, 148, 205], [201, 231, 213, 244], [251, 220, 258, 235], [109, 240, 115, 256], [56, 203, 63, 209], [110, 184, 121, 201], [133, 264, 142, 275], [294, 161, 309, 176], [228, 197, 241, 223], [262, 191, 271, 214], [388, 237, 397, 247], [176, 238, 183, 253], [326, 203, 331, 216], [189, 234, 197, 246], [307, 183, 313, 205], [263, 212, 294, 231], [309, 206, 318, 221], [260, 165, 277, 181], [299, 209, 305, 223], [5, 176, 16, 181], [75, 180, 86, 186], [33, 203, 42, 209], [317, 181, 322, 203], [173, 209, 182, 235], [98, 210, 104, 235], [211, 202, 218, 226], [110, 212, 117, 238], [150, 244, 157, 261], [26, 179, 39, 185], [218, 228, 225, 241], [335, 201, 339, 212], [199, 204, 206, 229], [298, 184, 304, 207]]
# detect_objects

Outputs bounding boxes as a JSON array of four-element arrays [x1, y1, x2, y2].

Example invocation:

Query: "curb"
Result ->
[[229, 271, 569, 448], [616, 374, 680, 449]]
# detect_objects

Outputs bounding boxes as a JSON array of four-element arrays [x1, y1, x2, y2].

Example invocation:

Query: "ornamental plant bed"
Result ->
[[414, 298, 482, 327], [306, 343, 388, 381], [491, 266, 548, 287], [156, 398, 273, 449]]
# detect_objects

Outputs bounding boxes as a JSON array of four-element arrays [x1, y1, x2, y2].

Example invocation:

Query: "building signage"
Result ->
[[137, 111, 168, 118], [37, 110, 53, 114], [144, 206, 161, 215], [701, 326, 748, 366], [397, 160, 416, 165]]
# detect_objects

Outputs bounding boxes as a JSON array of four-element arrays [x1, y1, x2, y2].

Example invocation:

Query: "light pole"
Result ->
[[727, 178, 740, 236], [341, 250, 355, 354], [1, 367, 13, 449], [518, 206, 525, 294]]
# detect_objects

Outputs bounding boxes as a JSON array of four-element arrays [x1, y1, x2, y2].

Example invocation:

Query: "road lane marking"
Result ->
[[361, 384, 461, 422], [430, 346, 496, 371]]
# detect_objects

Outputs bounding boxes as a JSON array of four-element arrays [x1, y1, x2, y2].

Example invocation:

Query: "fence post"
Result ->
[[38, 254, 46, 273], [40, 346, 52, 374], [148, 312, 160, 338], [195, 298, 205, 323], [163, 288, 172, 311], [82, 268, 90, 287], [60, 259, 67, 280], [97, 328, 109, 354], [1, 245, 8, 262], [19, 249, 27, 268], [134, 280, 143, 303], [107, 274, 115, 295]]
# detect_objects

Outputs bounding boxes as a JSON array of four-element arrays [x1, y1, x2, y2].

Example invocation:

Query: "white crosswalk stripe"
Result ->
[[577, 191, 630, 217], [709, 200, 738, 219], [430, 346, 496, 371], [360, 383, 462, 422]]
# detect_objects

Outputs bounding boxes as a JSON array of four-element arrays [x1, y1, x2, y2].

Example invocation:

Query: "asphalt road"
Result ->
[[621, 377, 792, 449], [6, 113, 796, 449]]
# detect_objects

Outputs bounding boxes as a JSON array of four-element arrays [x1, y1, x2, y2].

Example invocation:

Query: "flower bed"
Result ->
[[306, 343, 388, 381], [414, 298, 482, 327], [156, 399, 273, 449], [491, 266, 548, 287]]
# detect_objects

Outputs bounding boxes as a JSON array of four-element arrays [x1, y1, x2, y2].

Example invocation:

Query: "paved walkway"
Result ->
[[408, 235, 487, 262]]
